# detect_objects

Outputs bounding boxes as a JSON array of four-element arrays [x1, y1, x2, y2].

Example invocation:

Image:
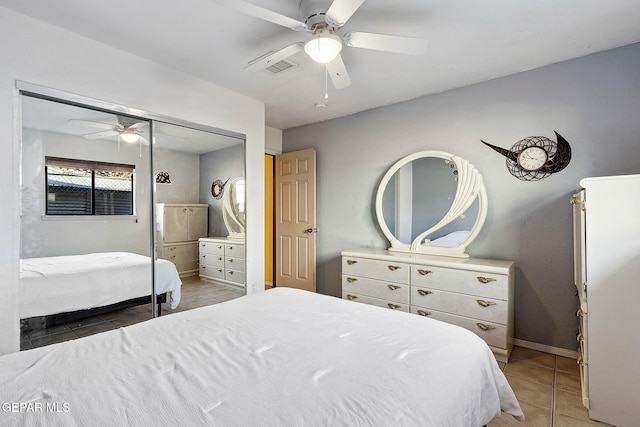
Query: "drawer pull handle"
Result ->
[[346, 260, 357, 265], [346, 277, 357, 283], [417, 310, 432, 317], [169, 247, 176, 251], [476, 276, 496, 284], [576, 308, 583, 317], [387, 265, 400, 271], [417, 269, 432, 276], [170, 255, 176, 260], [217, 269, 223, 272], [202, 266, 206, 269], [228, 259, 233, 262], [217, 245, 223, 249], [387, 303, 401, 310], [346, 294, 357, 300], [228, 271, 233, 275], [476, 323, 496, 331], [417, 289, 432, 296], [387, 285, 400, 291], [477, 299, 496, 307]]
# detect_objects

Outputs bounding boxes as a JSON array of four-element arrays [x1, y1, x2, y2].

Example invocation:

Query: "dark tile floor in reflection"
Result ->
[[21, 276, 245, 350]]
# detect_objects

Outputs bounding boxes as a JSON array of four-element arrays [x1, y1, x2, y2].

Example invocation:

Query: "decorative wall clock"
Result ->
[[481, 131, 572, 181], [211, 177, 230, 200]]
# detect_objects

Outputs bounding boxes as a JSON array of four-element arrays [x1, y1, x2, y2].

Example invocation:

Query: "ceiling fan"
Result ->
[[68, 117, 148, 143], [216, 0, 428, 89]]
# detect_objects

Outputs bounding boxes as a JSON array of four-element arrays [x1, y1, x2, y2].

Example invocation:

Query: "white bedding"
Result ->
[[19, 252, 181, 318], [1, 288, 523, 426]]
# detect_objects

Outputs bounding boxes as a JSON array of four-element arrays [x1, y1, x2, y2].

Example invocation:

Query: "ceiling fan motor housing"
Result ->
[[300, 0, 334, 31]]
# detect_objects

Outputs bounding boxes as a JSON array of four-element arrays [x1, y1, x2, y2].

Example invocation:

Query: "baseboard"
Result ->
[[513, 339, 579, 359], [264, 281, 274, 289]]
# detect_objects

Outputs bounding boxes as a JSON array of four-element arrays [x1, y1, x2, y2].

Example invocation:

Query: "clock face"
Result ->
[[517, 146, 548, 171]]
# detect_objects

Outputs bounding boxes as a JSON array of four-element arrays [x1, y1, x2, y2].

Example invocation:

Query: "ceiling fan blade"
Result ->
[[344, 31, 428, 55], [326, 0, 365, 28], [326, 54, 351, 89], [245, 42, 304, 72], [215, 0, 307, 31], [67, 119, 117, 130], [128, 121, 149, 130], [83, 130, 120, 140]]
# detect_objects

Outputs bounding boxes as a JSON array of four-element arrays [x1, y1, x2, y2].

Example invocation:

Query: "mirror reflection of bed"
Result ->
[[19, 94, 246, 351]]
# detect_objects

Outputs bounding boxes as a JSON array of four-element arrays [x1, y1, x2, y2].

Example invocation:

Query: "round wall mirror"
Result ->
[[375, 151, 487, 258], [222, 177, 245, 240]]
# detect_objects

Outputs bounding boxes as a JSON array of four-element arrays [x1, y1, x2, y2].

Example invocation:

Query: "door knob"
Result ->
[[305, 228, 319, 233]]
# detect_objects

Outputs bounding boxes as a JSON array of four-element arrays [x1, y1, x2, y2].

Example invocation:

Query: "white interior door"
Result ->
[[275, 148, 317, 292]]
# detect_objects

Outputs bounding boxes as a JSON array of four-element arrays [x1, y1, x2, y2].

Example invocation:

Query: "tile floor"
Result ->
[[490, 346, 611, 427], [20, 283, 610, 426], [21, 276, 245, 350]]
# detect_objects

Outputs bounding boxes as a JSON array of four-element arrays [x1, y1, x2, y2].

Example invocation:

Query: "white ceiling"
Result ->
[[3, 0, 640, 130]]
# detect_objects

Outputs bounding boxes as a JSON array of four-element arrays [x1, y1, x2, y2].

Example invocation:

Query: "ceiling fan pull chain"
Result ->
[[324, 64, 329, 100]]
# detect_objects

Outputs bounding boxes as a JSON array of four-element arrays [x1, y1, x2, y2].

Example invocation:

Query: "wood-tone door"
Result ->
[[275, 148, 317, 292]]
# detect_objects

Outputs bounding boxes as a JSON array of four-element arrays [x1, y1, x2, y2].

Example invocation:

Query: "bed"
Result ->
[[19, 252, 182, 319], [1, 288, 523, 426]]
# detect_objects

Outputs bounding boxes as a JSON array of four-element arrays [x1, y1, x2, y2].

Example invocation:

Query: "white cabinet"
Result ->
[[199, 238, 245, 288], [156, 203, 208, 276], [342, 248, 514, 362], [571, 174, 640, 426]]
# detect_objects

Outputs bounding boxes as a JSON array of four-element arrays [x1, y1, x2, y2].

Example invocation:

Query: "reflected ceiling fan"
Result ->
[[68, 117, 148, 143], [217, 0, 428, 89]]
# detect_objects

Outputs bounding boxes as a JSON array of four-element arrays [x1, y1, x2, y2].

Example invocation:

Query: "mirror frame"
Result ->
[[222, 177, 245, 241], [375, 150, 488, 258]]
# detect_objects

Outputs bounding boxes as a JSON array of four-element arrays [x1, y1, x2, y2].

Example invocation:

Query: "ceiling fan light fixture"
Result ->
[[120, 129, 140, 143], [304, 30, 342, 64]]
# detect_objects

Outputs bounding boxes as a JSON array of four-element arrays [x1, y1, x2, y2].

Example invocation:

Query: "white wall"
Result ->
[[0, 7, 265, 355], [283, 43, 640, 351], [21, 130, 152, 258], [265, 126, 283, 154]]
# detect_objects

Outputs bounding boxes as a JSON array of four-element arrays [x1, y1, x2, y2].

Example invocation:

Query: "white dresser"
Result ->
[[342, 249, 514, 362], [571, 175, 640, 426], [199, 237, 245, 288], [156, 203, 208, 277]]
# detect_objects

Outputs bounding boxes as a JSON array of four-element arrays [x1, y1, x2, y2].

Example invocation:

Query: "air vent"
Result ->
[[265, 59, 297, 74]]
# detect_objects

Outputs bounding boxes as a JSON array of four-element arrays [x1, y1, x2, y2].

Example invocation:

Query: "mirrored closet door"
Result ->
[[19, 92, 246, 351]]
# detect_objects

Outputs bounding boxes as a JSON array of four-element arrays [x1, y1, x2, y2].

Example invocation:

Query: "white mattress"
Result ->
[[1, 288, 523, 426], [19, 252, 181, 318]]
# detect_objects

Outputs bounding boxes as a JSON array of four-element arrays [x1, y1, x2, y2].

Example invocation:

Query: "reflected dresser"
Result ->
[[342, 248, 514, 362], [199, 237, 245, 288]]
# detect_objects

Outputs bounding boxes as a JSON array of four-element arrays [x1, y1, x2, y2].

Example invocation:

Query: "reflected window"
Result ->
[[45, 157, 135, 215]]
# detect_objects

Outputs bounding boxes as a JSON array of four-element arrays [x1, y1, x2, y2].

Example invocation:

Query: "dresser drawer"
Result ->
[[225, 244, 245, 259], [225, 269, 245, 284], [199, 241, 225, 255], [342, 276, 409, 304], [411, 286, 507, 324], [342, 292, 409, 312], [342, 257, 410, 284], [164, 242, 198, 257], [411, 266, 508, 300], [200, 264, 225, 280], [225, 256, 245, 272], [411, 307, 507, 349], [200, 253, 224, 267]]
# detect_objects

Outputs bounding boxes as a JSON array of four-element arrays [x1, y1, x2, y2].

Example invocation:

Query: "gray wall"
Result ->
[[199, 144, 244, 237], [283, 43, 640, 351], [154, 147, 200, 204]]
